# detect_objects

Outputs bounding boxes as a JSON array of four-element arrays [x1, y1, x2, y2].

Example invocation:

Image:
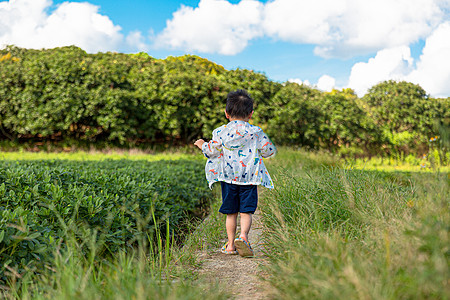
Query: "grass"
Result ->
[[0, 149, 203, 162], [345, 156, 450, 173], [2, 148, 448, 299], [2, 214, 228, 300], [0, 150, 229, 299], [262, 148, 449, 299], [2, 192, 230, 300]]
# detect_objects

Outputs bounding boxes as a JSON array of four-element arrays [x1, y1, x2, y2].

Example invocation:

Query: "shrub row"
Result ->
[[0, 46, 448, 155]]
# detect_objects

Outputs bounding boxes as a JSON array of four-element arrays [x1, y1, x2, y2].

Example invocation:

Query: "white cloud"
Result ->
[[156, 0, 449, 58], [288, 76, 335, 91], [263, 0, 346, 45], [313, 0, 445, 58], [346, 22, 450, 97], [288, 78, 311, 86], [126, 31, 149, 52], [316, 75, 336, 91], [0, 0, 123, 53], [347, 46, 413, 96], [154, 0, 264, 55], [406, 22, 450, 98]]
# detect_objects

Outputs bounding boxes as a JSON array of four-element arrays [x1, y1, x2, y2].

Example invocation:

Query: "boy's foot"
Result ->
[[221, 242, 238, 255], [234, 237, 254, 257]]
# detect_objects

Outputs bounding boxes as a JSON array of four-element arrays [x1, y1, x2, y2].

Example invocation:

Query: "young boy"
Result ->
[[194, 89, 276, 257]]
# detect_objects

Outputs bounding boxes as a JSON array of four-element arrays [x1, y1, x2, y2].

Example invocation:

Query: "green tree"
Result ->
[[267, 82, 322, 148], [363, 80, 441, 153]]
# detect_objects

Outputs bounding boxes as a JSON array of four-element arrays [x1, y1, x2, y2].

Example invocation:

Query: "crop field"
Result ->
[[0, 152, 217, 297]]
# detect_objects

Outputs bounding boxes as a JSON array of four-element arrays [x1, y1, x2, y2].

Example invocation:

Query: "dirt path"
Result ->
[[197, 208, 269, 299]]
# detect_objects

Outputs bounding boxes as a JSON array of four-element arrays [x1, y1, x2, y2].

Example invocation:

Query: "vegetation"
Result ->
[[0, 155, 213, 287], [1, 44, 448, 298], [262, 149, 449, 299], [1, 148, 448, 298], [1, 46, 448, 159]]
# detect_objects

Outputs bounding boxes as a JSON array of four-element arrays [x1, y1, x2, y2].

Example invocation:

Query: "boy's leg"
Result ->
[[237, 185, 257, 243], [239, 213, 252, 243], [226, 213, 238, 250]]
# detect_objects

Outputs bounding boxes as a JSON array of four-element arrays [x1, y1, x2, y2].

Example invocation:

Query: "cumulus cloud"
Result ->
[[406, 22, 450, 98], [288, 75, 335, 91], [156, 0, 449, 58], [347, 46, 413, 96], [0, 0, 123, 53], [316, 75, 336, 91], [263, 0, 346, 45], [311, 0, 445, 57], [347, 21, 450, 97], [126, 30, 150, 52], [288, 78, 311, 86], [154, 0, 264, 55]]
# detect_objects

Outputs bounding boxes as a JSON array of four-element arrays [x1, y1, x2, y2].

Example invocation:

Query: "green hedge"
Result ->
[[0, 46, 448, 155]]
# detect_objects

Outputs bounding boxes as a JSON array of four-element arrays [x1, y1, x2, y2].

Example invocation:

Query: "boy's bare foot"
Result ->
[[226, 243, 236, 251], [221, 242, 238, 255]]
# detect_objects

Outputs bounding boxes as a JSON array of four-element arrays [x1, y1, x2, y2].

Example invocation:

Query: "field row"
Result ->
[[0, 158, 212, 284]]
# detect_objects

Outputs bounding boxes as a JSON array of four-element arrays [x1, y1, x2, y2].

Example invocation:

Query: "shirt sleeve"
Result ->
[[201, 129, 223, 159], [257, 130, 277, 158]]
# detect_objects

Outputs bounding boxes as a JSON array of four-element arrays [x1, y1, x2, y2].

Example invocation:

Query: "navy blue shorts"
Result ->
[[219, 182, 258, 214]]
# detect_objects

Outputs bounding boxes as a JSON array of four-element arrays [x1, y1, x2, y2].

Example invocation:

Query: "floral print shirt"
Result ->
[[201, 120, 277, 189]]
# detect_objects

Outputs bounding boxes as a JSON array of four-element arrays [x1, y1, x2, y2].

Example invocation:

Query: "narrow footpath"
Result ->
[[197, 208, 269, 299]]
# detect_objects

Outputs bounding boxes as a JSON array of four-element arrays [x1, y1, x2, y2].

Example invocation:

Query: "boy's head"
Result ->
[[225, 89, 254, 120]]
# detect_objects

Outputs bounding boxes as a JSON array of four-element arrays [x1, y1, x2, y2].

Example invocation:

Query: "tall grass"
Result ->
[[262, 149, 449, 299], [1, 198, 228, 299]]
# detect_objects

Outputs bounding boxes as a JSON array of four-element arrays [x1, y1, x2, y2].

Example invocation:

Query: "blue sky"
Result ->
[[1, 0, 449, 97]]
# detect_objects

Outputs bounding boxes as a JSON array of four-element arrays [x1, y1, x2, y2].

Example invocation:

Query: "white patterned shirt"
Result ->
[[201, 120, 276, 189]]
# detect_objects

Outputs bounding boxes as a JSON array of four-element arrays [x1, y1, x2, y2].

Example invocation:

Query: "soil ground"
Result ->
[[197, 208, 270, 299]]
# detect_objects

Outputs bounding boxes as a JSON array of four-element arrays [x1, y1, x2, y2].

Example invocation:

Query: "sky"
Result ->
[[1, 0, 449, 97]]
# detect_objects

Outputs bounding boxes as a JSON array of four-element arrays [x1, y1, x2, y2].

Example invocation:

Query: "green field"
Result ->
[[1, 149, 448, 299], [262, 149, 449, 299], [0, 151, 223, 299]]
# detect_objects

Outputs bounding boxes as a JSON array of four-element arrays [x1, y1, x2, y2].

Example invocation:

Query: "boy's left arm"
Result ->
[[257, 130, 277, 158]]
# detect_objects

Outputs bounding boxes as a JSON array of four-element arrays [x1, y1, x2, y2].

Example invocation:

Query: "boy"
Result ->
[[194, 89, 276, 257]]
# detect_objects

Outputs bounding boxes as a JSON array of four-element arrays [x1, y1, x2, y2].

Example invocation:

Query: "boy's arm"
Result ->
[[257, 130, 277, 158], [194, 139, 205, 149], [194, 130, 222, 158]]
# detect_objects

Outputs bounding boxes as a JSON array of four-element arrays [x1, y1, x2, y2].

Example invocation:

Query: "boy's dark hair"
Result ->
[[226, 89, 254, 119]]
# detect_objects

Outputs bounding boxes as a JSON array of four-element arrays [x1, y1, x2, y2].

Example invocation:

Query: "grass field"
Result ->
[[262, 149, 449, 299], [1, 148, 448, 299]]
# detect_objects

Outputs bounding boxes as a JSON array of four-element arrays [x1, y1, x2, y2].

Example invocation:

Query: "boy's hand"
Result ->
[[194, 139, 205, 149]]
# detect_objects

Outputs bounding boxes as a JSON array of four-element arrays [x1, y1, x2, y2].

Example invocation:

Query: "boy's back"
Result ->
[[202, 120, 276, 189], [194, 89, 276, 257]]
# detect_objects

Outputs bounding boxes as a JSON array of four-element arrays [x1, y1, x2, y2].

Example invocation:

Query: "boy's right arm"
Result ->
[[257, 130, 277, 158], [194, 139, 205, 149], [196, 130, 223, 159]]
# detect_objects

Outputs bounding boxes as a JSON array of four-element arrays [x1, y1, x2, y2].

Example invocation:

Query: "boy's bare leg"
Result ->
[[239, 213, 252, 243], [226, 213, 238, 250]]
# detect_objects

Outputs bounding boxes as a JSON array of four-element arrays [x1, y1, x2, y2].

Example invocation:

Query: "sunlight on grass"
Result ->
[[262, 148, 449, 299], [0, 150, 204, 162]]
